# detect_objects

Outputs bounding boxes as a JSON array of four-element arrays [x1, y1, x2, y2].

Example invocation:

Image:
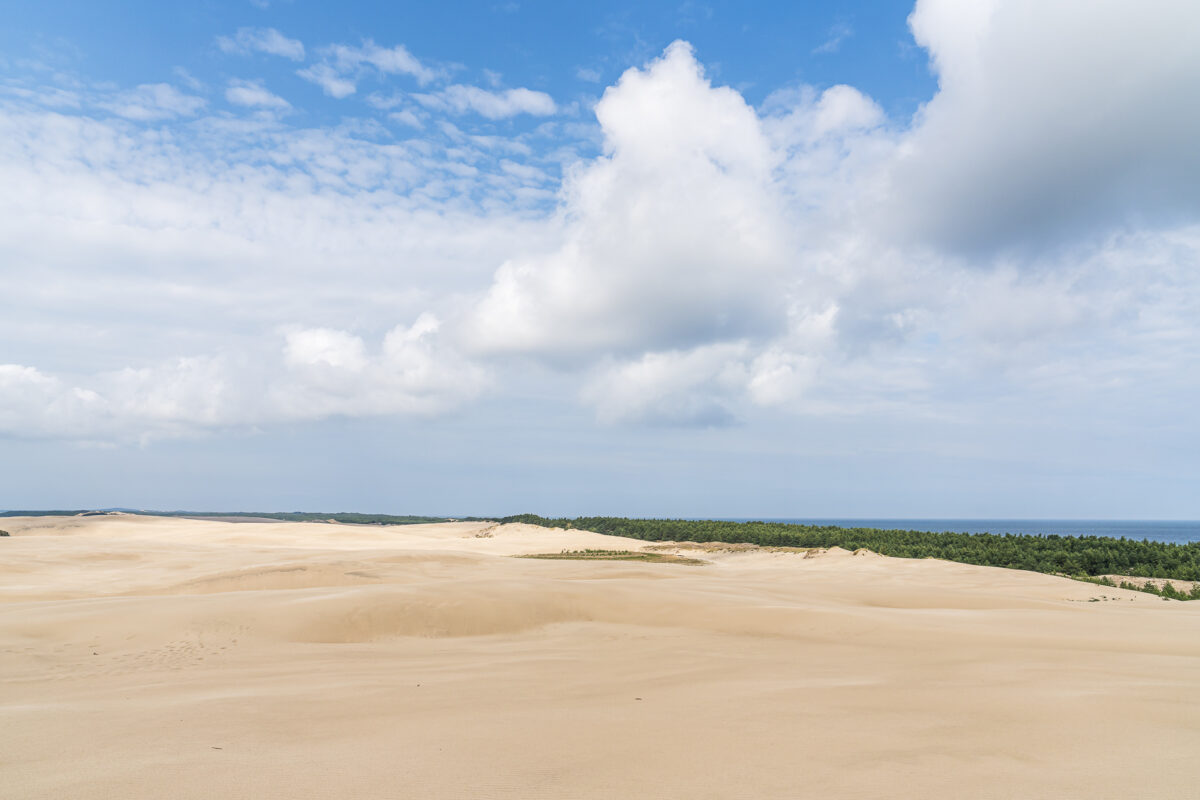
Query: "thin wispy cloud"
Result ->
[[216, 27, 305, 61], [101, 82, 205, 120], [329, 41, 439, 84], [389, 109, 424, 128], [172, 67, 205, 92], [297, 63, 357, 98], [813, 22, 853, 54], [414, 85, 557, 119], [224, 78, 290, 108], [297, 39, 444, 100]]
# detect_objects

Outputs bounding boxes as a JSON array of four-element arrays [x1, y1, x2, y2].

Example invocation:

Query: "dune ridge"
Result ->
[[2, 515, 1198, 799]]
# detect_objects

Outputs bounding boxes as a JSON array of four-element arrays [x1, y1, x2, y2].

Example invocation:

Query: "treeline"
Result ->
[[501, 515, 1200, 586]]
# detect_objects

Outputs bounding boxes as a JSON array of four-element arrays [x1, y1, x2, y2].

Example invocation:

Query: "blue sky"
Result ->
[[3, 2, 934, 112], [2, 0, 1199, 518]]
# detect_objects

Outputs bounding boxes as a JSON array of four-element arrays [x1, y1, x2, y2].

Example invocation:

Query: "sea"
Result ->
[[718, 519, 1200, 546]]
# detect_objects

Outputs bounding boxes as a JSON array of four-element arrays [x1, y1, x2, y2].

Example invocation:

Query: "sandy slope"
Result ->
[[2, 515, 1198, 799]]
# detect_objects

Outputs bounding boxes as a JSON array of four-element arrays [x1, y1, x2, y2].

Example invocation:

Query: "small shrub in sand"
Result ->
[[517, 549, 707, 566]]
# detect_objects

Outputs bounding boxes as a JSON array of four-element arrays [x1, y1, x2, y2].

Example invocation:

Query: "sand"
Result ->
[[2, 515, 1198, 799]]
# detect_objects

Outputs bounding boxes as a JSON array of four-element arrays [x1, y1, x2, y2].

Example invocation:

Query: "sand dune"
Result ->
[[2, 516, 1198, 798]]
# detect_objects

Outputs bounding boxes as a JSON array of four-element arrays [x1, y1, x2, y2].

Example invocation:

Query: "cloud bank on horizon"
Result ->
[[2, 0, 1199, 445]]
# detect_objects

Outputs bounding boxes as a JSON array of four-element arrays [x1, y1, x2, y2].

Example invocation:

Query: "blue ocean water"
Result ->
[[720, 519, 1200, 545]]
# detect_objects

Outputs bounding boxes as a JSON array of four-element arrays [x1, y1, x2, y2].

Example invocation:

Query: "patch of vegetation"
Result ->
[[517, 549, 707, 566], [502, 515, 1200, 599], [1074, 574, 1200, 600], [0, 529, 9, 537]]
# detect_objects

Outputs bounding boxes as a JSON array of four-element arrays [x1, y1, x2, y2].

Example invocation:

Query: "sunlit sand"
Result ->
[[3, 514, 1198, 798]]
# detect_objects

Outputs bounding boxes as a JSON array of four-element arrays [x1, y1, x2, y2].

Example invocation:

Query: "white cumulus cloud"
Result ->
[[274, 315, 488, 420], [888, 0, 1200, 252], [581, 344, 750, 426], [0, 318, 486, 440], [463, 41, 788, 358]]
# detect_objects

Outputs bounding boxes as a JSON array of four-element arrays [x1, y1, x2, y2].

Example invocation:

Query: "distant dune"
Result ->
[[2, 515, 1198, 799]]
